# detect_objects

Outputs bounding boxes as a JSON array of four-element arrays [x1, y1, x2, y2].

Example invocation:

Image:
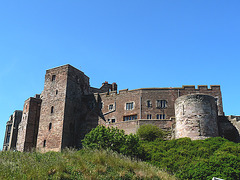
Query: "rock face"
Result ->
[[175, 94, 219, 140]]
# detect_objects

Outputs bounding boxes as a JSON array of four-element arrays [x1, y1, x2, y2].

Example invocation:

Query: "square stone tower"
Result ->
[[16, 95, 42, 152], [36, 64, 92, 152], [3, 110, 22, 151]]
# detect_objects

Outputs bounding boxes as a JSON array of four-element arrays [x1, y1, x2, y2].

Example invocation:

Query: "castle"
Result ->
[[3, 64, 240, 152]]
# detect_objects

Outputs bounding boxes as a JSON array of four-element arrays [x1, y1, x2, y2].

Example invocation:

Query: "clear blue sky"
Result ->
[[1, 1, 240, 148]]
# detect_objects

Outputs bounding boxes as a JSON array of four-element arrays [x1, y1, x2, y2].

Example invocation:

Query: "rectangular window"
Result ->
[[7, 125, 11, 133], [156, 100, 167, 108], [147, 100, 152, 108], [52, 75, 56, 81], [147, 114, 152, 119], [109, 104, 114, 110], [156, 114, 166, 119], [43, 140, 46, 147], [126, 102, 134, 110], [112, 119, 115, 123], [6, 135, 10, 144], [123, 115, 137, 121]]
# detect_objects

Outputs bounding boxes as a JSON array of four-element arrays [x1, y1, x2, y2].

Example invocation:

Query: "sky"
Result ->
[[0, 0, 240, 148]]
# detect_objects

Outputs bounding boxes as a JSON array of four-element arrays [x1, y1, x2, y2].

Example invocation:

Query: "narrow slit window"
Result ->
[[49, 123, 52, 130], [43, 140, 46, 147], [52, 75, 56, 81], [51, 106, 54, 114], [56, 90, 58, 95]]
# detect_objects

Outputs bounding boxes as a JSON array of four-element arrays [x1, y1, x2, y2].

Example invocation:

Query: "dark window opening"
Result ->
[[43, 140, 46, 147], [109, 104, 114, 110], [123, 115, 137, 121], [7, 125, 11, 133], [52, 75, 56, 81], [6, 135, 10, 144], [147, 114, 152, 119], [147, 100, 152, 108], [156, 114, 166, 120], [112, 119, 115, 123], [126, 102, 134, 110], [156, 100, 167, 108], [51, 106, 54, 113], [49, 123, 52, 130], [56, 90, 58, 95]]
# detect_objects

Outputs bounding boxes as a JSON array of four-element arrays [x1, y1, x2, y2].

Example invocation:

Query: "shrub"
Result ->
[[82, 125, 144, 158], [137, 124, 165, 141], [141, 137, 240, 180]]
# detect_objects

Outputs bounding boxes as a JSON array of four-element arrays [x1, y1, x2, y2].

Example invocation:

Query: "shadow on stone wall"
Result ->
[[218, 116, 240, 143]]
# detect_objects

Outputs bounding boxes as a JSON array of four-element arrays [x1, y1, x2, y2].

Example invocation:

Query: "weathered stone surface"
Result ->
[[36, 64, 99, 152], [16, 96, 42, 152], [3, 64, 239, 152], [3, 110, 22, 151], [175, 94, 218, 140]]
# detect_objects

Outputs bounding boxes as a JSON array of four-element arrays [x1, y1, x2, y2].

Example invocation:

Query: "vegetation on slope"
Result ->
[[0, 148, 175, 180], [141, 137, 240, 180], [83, 125, 240, 180]]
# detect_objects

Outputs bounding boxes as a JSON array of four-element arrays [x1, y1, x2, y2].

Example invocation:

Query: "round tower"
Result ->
[[175, 94, 219, 140]]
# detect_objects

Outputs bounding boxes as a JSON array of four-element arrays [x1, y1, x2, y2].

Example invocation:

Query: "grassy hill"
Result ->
[[141, 137, 240, 180], [0, 148, 176, 180]]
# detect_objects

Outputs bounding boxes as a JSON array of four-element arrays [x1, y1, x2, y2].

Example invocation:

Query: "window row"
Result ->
[[123, 115, 137, 121], [147, 114, 166, 120], [147, 100, 167, 108], [107, 100, 167, 112], [107, 118, 115, 123]]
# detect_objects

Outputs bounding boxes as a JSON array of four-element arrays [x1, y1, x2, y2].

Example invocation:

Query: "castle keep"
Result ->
[[3, 64, 240, 151]]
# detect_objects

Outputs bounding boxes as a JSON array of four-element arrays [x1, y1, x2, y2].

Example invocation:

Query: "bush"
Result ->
[[82, 125, 144, 159], [141, 137, 240, 180], [137, 124, 165, 141]]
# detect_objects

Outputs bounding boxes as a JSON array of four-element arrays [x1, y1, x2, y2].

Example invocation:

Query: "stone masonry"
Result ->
[[3, 110, 22, 151], [3, 64, 240, 152], [16, 95, 42, 152]]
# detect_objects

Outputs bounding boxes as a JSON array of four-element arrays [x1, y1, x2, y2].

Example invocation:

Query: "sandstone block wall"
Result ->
[[218, 115, 240, 142], [99, 85, 223, 126], [16, 96, 42, 152], [36, 65, 69, 152], [37, 64, 98, 151], [3, 110, 22, 150], [175, 94, 218, 140]]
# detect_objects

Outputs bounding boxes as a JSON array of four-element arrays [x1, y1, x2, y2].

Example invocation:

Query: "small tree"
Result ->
[[137, 124, 165, 141]]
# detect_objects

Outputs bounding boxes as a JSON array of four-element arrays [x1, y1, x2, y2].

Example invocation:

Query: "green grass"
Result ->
[[0, 148, 176, 180]]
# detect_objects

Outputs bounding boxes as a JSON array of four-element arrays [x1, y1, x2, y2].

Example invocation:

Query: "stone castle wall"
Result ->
[[36, 65, 70, 152], [16, 96, 41, 152], [99, 85, 223, 127], [175, 94, 219, 140], [4, 64, 239, 152], [3, 111, 22, 150]]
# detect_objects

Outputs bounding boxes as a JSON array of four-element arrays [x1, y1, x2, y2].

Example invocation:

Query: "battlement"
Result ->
[[98, 85, 221, 97]]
